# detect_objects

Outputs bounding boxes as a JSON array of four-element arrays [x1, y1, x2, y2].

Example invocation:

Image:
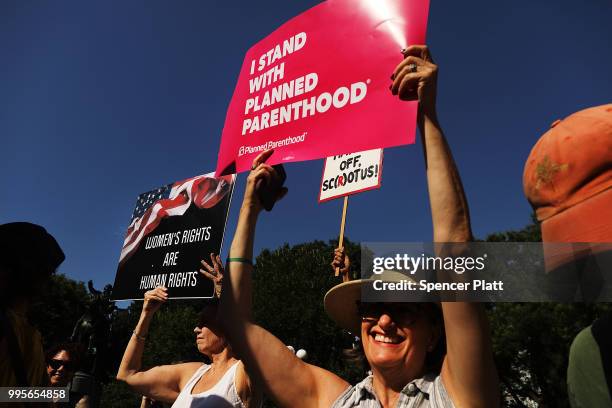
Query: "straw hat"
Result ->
[[324, 270, 430, 334]]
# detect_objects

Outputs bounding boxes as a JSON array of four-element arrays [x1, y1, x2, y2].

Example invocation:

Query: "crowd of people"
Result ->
[[2, 44, 610, 407]]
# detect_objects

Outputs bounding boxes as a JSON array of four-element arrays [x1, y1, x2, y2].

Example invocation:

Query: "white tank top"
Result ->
[[171, 361, 245, 408]]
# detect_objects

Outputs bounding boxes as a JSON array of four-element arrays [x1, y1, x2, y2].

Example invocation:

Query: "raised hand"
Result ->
[[331, 247, 350, 281], [244, 149, 288, 212], [199, 253, 225, 298], [142, 286, 168, 315], [390, 45, 438, 118]]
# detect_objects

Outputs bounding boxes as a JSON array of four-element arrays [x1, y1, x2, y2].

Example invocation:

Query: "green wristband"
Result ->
[[226, 257, 253, 266]]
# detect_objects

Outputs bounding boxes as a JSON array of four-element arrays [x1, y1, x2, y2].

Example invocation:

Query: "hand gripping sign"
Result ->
[[216, 0, 429, 175]]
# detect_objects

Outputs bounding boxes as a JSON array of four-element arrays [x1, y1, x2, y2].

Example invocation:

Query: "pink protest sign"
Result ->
[[216, 0, 429, 176]]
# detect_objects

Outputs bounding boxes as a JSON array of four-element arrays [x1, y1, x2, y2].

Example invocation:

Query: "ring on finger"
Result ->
[[408, 63, 418, 73]]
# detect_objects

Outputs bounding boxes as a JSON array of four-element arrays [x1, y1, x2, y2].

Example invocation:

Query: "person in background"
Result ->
[[523, 103, 612, 406], [45, 342, 90, 407], [0, 222, 65, 387], [523, 103, 612, 301], [217, 45, 499, 408]]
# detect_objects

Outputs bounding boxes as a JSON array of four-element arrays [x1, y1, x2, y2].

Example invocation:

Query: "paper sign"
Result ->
[[111, 173, 235, 300], [319, 149, 383, 202], [216, 0, 429, 175]]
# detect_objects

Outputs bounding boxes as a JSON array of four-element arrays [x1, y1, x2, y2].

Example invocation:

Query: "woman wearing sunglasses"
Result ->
[[217, 45, 499, 407], [116, 278, 261, 408], [45, 342, 89, 407]]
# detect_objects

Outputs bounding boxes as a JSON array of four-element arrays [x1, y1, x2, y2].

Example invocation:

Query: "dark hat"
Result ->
[[0, 222, 65, 273]]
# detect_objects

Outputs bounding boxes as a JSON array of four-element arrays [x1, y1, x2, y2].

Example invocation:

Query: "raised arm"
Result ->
[[199, 255, 263, 408], [217, 151, 348, 408], [392, 45, 499, 407], [116, 287, 200, 403]]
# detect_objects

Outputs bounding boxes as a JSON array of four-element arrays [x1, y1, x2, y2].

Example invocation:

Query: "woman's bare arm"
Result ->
[[393, 45, 499, 408], [116, 287, 200, 403], [217, 152, 348, 408]]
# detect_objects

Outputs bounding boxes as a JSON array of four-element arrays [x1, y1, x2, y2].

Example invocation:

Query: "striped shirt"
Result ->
[[331, 374, 455, 407]]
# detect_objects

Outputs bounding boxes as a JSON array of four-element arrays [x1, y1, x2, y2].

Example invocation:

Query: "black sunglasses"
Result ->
[[48, 359, 75, 371], [197, 314, 218, 329], [357, 302, 422, 324]]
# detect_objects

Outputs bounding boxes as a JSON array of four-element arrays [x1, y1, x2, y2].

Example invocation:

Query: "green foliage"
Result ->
[[482, 217, 610, 407], [28, 273, 90, 348], [485, 213, 542, 242], [141, 300, 203, 367], [99, 380, 142, 408], [488, 303, 611, 407], [108, 298, 205, 368]]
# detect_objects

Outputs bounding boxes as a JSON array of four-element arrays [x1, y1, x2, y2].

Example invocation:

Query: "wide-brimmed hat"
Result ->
[[324, 270, 431, 335]]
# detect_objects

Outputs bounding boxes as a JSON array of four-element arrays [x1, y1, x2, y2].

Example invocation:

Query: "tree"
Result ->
[[484, 214, 542, 243], [482, 218, 610, 407], [29, 273, 90, 348], [488, 302, 611, 407]]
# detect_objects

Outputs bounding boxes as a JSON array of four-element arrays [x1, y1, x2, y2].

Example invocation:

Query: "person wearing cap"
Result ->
[[218, 45, 499, 408], [523, 103, 612, 301], [523, 104, 612, 406], [0, 222, 65, 388]]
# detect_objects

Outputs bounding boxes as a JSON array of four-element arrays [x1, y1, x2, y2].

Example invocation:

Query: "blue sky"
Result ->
[[2, 0, 611, 294]]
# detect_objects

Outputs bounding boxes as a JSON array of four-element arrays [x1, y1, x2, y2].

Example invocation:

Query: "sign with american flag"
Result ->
[[111, 172, 236, 300]]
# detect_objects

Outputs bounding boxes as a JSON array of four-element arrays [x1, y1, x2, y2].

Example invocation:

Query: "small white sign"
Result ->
[[319, 149, 383, 202]]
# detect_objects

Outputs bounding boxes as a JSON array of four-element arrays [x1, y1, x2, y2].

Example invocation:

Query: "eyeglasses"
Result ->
[[357, 302, 422, 325], [47, 359, 75, 371]]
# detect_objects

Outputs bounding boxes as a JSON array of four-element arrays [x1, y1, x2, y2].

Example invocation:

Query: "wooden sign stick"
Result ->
[[335, 195, 349, 278]]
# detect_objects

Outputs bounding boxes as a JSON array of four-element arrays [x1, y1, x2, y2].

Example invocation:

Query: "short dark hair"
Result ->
[[45, 343, 85, 371]]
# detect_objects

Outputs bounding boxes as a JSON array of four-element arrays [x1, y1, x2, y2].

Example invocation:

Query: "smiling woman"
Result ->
[[45, 343, 83, 387], [323, 263, 451, 406], [217, 45, 499, 408], [45, 342, 90, 407], [360, 301, 445, 371]]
